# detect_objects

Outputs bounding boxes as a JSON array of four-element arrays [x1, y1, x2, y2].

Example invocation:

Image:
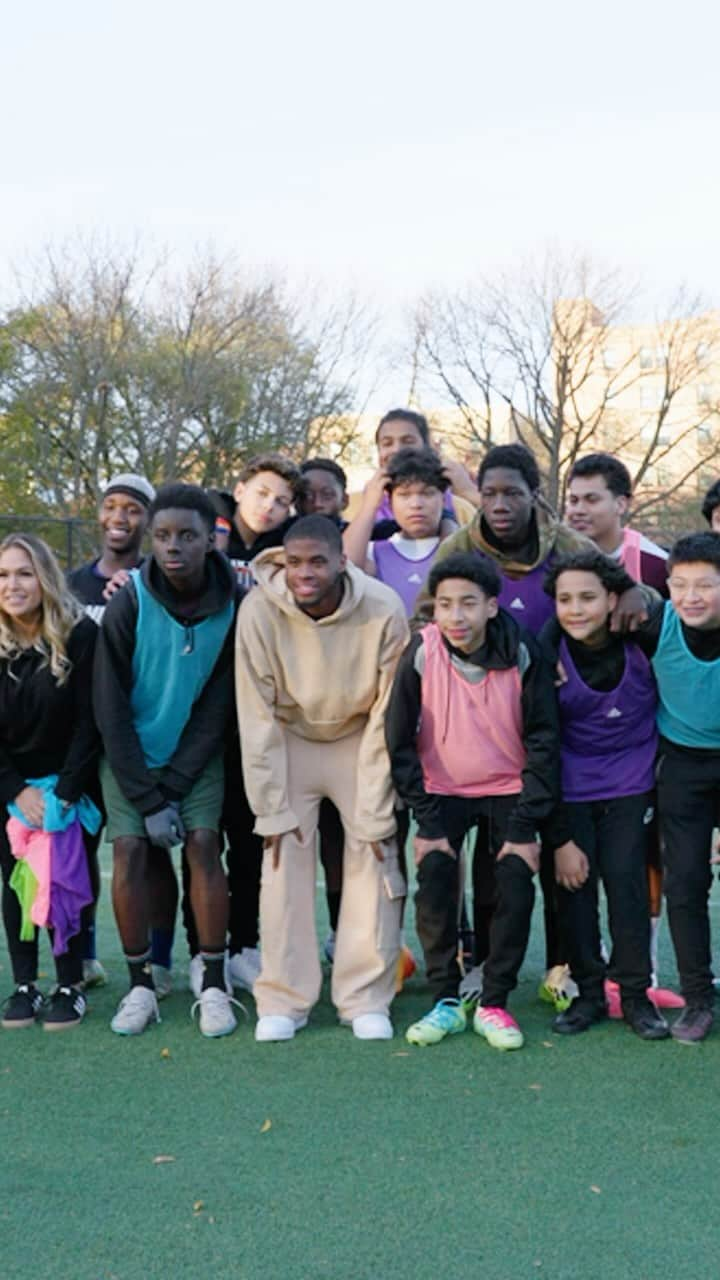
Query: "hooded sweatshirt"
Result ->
[[385, 610, 559, 842], [93, 551, 241, 816], [412, 502, 596, 634], [235, 550, 410, 841]]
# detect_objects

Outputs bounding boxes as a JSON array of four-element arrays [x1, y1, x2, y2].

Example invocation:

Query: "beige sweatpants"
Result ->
[[254, 729, 403, 1022]]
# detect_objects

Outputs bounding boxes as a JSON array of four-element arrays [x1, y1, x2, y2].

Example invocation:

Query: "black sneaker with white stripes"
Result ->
[[43, 986, 87, 1032], [1, 984, 44, 1029]]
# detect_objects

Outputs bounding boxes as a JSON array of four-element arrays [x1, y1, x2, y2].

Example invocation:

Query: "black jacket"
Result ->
[[0, 616, 99, 806], [208, 490, 295, 563], [93, 552, 242, 816], [385, 609, 560, 843]]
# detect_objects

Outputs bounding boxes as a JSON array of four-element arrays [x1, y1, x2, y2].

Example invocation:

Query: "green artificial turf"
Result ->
[[1, 849, 719, 1280]]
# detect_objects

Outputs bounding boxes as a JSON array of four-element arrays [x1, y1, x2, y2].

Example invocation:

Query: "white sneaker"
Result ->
[[152, 965, 173, 1000], [188, 953, 232, 999], [228, 947, 261, 992], [458, 963, 484, 1002], [111, 986, 160, 1036], [323, 931, 336, 964], [81, 959, 107, 989], [351, 1013, 393, 1041], [255, 1013, 308, 1042], [192, 987, 242, 1038]]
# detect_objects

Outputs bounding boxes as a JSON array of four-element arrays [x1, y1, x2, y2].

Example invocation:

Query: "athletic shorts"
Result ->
[[99, 754, 225, 842]]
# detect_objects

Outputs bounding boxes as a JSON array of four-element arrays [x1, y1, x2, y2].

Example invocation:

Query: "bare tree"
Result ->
[[412, 291, 497, 455], [412, 250, 720, 516]]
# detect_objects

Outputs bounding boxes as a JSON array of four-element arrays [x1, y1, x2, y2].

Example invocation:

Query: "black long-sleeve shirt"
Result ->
[[0, 616, 99, 806], [93, 553, 242, 816], [385, 611, 560, 843]]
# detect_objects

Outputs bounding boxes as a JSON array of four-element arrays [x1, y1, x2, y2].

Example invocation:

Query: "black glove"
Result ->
[[144, 803, 186, 850]]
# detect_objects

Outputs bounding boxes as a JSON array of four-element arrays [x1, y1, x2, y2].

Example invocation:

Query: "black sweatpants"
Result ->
[[223, 740, 263, 956], [0, 825, 89, 987], [656, 742, 720, 1006], [474, 825, 562, 972], [557, 792, 653, 1003], [415, 794, 535, 1005]]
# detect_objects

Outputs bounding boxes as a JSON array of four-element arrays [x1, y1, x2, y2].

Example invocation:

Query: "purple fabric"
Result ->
[[496, 560, 555, 635], [48, 822, 93, 956], [373, 540, 439, 616], [558, 637, 658, 802], [375, 493, 394, 522]]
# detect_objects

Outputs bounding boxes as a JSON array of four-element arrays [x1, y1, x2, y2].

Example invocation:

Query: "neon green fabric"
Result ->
[[9, 858, 39, 941]]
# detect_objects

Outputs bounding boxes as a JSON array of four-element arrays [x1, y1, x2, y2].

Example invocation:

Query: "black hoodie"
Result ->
[[208, 489, 295, 576], [93, 551, 242, 817], [385, 608, 560, 842]]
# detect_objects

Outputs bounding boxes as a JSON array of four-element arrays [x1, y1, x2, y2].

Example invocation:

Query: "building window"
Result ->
[[640, 383, 663, 410], [696, 341, 711, 367], [697, 422, 713, 444], [697, 383, 714, 406], [639, 346, 654, 370], [655, 343, 669, 367], [602, 347, 618, 370], [641, 418, 670, 445]]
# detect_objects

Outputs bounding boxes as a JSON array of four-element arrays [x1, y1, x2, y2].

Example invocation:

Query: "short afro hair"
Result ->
[[478, 444, 540, 493], [428, 551, 501, 600], [149, 483, 217, 534], [300, 457, 348, 492], [283, 514, 343, 554]]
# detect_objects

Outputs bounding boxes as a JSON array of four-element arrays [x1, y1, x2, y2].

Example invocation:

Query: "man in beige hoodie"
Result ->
[[235, 514, 410, 1042]]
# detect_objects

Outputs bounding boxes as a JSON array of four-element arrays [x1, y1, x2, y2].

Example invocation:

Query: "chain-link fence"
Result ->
[[0, 516, 98, 570]]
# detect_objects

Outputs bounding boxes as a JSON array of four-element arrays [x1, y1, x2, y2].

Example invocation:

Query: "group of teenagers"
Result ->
[[2, 405, 720, 1050]]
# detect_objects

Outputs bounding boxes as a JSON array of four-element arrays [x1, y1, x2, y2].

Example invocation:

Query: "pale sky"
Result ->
[[2, 0, 719, 394]]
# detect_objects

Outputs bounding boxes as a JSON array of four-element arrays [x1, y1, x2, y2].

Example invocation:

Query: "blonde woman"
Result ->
[[0, 534, 99, 1030]]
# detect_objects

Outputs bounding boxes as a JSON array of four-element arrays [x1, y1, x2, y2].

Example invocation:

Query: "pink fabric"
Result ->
[[417, 623, 526, 798], [6, 815, 92, 954], [620, 527, 643, 581], [6, 817, 52, 928]]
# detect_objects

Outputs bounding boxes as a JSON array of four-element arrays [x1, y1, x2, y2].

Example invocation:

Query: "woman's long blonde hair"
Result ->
[[0, 533, 83, 684]]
